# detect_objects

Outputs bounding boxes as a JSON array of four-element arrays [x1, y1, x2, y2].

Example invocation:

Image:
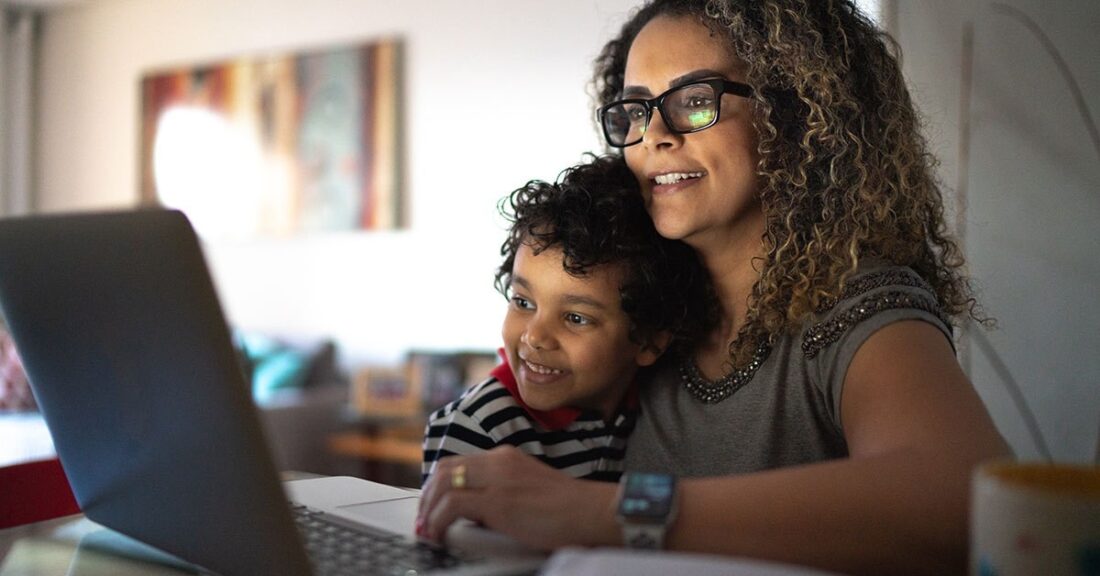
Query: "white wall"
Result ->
[[34, 0, 638, 366], [897, 0, 1100, 462], [33, 0, 1100, 461]]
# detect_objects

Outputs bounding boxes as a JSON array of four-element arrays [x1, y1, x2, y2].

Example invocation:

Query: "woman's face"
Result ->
[[622, 15, 763, 251]]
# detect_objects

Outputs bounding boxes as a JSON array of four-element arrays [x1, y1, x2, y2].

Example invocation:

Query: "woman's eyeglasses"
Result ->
[[597, 79, 753, 148]]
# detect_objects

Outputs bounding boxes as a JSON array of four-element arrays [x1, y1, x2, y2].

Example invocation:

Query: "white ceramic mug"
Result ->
[[970, 460, 1100, 575]]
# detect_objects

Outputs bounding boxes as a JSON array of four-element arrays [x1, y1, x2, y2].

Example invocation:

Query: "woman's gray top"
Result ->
[[625, 264, 953, 476]]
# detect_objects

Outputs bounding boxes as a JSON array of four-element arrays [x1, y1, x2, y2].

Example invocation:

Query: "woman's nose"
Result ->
[[641, 107, 680, 148]]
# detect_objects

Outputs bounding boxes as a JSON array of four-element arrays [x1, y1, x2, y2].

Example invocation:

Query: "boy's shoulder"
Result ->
[[427, 374, 520, 426]]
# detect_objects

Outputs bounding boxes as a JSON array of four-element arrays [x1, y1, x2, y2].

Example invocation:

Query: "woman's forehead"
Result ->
[[623, 15, 744, 93]]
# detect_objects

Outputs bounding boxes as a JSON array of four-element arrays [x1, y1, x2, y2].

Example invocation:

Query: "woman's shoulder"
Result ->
[[800, 260, 952, 360], [818, 260, 937, 308]]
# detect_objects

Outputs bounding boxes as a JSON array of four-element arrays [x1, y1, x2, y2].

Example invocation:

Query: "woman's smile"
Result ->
[[649, 170, 707, 197], [653, 171, 705, 185]]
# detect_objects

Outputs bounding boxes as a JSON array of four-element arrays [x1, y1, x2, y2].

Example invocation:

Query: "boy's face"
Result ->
[[502, 242, 665, 421]]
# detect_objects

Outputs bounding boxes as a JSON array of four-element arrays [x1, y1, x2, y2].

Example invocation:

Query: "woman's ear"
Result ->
[[635, 330, 673, 367]]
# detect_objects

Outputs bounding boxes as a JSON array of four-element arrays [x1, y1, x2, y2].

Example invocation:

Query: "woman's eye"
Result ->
[[685, 95, 712, 109], [671, 85, 714, 109], [511, 296, 534, 310]]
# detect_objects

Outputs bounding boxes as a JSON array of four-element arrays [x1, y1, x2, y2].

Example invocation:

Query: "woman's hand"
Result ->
[[416, 445, 620, 550]]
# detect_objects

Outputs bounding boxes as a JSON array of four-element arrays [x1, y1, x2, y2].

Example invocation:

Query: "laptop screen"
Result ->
[[0, 209, 312, 575]]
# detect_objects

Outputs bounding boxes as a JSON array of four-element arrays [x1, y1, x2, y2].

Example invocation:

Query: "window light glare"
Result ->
[[152, 106, 263, 238]]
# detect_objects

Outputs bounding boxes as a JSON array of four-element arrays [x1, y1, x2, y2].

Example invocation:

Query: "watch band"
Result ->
[[621, 522, 667, 549], [616, 472, 678, 550]]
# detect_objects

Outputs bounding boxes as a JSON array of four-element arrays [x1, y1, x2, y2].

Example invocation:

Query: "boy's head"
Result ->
[[495, 155, 713, 420]]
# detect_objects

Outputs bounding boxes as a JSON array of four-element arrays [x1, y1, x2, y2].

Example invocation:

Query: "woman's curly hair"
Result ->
[[495, 154, 716, 349], [592, 0, 984, 365]]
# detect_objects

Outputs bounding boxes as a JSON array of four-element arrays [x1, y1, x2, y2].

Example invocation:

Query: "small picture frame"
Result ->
[[351, 350, 499, 417], [351, 365, 417, 417], [408, 350, 499, 414]]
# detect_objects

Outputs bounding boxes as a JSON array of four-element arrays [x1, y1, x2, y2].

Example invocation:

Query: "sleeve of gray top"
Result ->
[[805, 278, 954, 431]]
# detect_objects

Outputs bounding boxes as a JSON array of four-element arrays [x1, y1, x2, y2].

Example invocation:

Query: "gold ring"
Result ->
[[451, 464, 467, 489]]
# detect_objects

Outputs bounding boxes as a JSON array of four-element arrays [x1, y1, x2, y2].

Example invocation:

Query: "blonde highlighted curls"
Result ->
[[593, 0, 985, 366]]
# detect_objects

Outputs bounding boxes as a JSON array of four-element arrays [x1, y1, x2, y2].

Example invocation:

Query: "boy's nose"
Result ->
[[521, 318, 555, 350]]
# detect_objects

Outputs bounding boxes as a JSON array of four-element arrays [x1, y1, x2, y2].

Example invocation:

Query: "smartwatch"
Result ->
[[615, 471, 678, 549]]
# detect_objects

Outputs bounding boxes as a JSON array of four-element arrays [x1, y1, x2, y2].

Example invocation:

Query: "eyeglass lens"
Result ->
[[602, 82, 720, 146]]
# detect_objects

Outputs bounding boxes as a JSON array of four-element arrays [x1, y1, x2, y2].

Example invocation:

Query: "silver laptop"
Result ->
[[0, 209, 543, 576]]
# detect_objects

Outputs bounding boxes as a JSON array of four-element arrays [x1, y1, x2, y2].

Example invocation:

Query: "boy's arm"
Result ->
[[421, 380, 505, 485]]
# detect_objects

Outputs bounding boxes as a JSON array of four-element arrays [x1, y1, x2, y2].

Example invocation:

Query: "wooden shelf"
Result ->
[[327, 430, 422, 467], [328, 415, 424, 464]]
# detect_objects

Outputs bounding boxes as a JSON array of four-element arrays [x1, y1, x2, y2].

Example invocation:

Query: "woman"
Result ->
[[418, 1, 1009, 574]]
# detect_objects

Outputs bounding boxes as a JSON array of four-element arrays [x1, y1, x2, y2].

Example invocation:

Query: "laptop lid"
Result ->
[[0, 209, 312, 576]]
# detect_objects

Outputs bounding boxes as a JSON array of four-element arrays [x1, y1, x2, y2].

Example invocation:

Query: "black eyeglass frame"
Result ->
[[597, 78, 754, 148]]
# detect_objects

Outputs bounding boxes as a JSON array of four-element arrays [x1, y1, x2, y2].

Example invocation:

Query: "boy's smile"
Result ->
[[502, 242, 663, 422], [517, 356, 564, 382]]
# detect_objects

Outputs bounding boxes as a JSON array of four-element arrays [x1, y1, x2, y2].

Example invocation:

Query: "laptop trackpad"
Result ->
[[336, 498, 419, 537]]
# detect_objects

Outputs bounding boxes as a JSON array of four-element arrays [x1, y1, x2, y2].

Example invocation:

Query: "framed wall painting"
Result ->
[[139, 38, 404, 237]]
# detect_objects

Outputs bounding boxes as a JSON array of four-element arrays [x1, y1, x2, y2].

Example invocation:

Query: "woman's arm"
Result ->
[[418, 320, 1009, 576], [661, 321, 1009, 575]]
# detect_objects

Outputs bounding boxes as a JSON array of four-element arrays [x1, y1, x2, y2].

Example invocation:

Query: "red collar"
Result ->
[[491, 350, 638, 431]]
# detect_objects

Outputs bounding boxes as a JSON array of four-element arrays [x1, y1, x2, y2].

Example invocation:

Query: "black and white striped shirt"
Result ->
[[421, 360, 636, 486]]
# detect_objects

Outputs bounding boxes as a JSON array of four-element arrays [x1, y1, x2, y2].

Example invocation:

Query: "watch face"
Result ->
[[618, 472, 676, 519]]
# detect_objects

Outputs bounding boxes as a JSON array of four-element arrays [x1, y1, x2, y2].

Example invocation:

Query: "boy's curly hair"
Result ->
[[592, 0, 984, 365], [495, 154, 715, 348]]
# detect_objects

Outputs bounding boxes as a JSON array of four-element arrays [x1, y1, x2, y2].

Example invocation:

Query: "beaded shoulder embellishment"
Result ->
[[802, 290, 948, 359], [679, 341, 771, 404], [815, 269, 933, 313]]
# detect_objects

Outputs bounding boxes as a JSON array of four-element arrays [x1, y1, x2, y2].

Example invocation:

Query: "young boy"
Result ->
[[421, 155, 712, 484]]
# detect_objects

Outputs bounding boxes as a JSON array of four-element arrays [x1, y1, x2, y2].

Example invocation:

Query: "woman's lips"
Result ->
[[651, 171, 704, 195], [653, 171, 705, 185]]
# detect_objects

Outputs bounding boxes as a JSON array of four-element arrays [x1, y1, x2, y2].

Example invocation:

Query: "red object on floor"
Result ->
[[0, 457, 80, 529]]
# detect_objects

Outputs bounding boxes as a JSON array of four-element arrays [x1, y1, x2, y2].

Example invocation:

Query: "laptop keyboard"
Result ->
[[292, 505, 481, 576]]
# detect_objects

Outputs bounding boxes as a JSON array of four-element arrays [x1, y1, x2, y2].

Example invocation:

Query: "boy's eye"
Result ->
[[511, 296, 534, 310], [565, 313, 592, 326]]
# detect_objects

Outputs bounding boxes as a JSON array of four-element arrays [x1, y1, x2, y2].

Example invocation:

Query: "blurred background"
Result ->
[[1, 0, 1097, 479]]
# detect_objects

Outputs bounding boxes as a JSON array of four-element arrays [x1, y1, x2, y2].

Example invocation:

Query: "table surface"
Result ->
[[1, 468, 845, 576], [1, 518, 846, 576], [1, 516, 197, 576]]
